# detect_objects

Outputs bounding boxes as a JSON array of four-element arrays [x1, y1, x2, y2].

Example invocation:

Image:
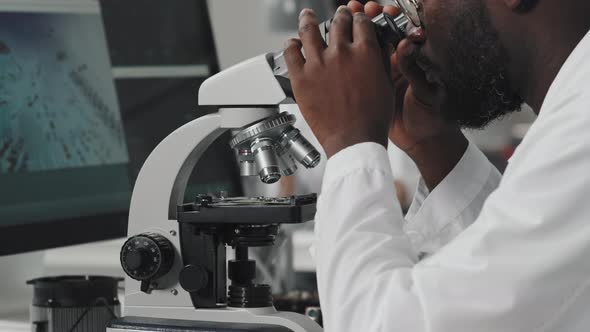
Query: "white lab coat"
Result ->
[[313, 31, 590, 331]]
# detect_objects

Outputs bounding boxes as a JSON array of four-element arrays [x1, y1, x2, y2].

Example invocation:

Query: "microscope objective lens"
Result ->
[[251, 138, 281, 184]]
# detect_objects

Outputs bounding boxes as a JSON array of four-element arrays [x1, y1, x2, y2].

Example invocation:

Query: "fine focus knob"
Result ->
[[124, 249, 149, 271], [120, 233, 174, 283]]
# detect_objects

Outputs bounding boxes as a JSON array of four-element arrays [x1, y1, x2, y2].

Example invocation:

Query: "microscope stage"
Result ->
[[177, 194, 317, 225]]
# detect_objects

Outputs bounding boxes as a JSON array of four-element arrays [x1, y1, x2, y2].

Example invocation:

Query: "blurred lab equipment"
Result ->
[[27, 276, 121, 332]]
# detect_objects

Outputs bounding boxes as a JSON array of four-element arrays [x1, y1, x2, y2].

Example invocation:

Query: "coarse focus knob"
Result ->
[[120, 233, 174, 283]]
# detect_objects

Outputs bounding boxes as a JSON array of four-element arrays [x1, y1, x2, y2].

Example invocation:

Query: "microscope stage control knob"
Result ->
[[120, 233, 175, 285]]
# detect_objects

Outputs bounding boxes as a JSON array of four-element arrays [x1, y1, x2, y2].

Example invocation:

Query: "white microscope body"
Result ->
[[109, 3, 423, 330]]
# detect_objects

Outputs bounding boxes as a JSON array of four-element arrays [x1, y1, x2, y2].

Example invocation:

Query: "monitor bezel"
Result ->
[[0, 211, 128, 255]]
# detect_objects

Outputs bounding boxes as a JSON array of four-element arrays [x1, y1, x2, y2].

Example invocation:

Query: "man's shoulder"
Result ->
[[542, 31, 590, 113]]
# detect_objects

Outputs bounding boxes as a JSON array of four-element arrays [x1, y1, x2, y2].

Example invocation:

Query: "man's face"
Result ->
[[414, 0, 523, 129]]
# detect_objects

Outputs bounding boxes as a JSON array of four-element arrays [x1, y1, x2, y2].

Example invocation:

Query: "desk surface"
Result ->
[[0, 313, 29, 332]]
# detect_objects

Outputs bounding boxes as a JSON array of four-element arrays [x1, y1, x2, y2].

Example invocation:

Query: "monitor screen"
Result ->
[[0, 0, 131, 255], [0, 0, 130, 254]]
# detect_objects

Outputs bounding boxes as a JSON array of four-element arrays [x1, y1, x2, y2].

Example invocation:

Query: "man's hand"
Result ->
[[284, 6, 395, 158], [351, 1, 469, 190]]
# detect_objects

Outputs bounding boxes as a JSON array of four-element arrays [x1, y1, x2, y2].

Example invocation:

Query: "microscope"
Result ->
[[108, 1, 423, 331]]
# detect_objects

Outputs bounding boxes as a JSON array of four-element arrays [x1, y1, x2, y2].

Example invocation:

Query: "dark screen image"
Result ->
[[0, 11, 130, 227]]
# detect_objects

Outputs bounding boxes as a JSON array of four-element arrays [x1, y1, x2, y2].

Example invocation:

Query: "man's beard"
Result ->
[[418, 1, 523, 129]]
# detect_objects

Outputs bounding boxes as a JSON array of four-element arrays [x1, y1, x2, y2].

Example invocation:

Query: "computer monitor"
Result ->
[[0, 0, 130, 255], [0, 0, 241, 255]]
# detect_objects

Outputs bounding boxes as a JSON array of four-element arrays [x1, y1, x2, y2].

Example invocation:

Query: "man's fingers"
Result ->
[[347, 1, 364, 14], [390, 52, 404, 83], [298, 8, 326, 61], [406, 27, 426, 43], [330, 6, 353, 47], [381, 42, 393, 78], [284, 38, 305, 75], [363, 2, 401, 20], [363, 1, 383, 18], [396, 39, 427, 83], [396, 38, 435, 100], [352, 12, 378, 47], [383, 5, 401, 17]]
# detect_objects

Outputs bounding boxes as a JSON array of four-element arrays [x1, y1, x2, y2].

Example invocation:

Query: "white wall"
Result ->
[[208, 0, 300, 70], [0, 252, 44, 317]]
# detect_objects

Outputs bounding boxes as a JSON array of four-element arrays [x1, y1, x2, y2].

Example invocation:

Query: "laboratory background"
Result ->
[[0, 0, 536, 331]]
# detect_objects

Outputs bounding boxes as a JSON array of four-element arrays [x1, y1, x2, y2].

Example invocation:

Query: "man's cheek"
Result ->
[[414, 41, 440, 73], [420, 0, 454, 53], [420, 20, 450, 71]]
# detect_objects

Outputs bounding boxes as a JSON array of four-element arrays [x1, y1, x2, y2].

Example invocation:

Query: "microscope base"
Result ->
[[109, 306, 322, 332], [108, 316, 294, 332]]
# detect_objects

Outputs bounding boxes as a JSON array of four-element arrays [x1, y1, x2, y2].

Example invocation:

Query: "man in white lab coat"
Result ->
[[283, 0, 590, 331]]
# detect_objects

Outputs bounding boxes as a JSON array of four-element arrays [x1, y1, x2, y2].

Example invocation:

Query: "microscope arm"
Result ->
[[121, 108, 322, 331], [125, 108, 278, 310], [199, 54, 290, 107]]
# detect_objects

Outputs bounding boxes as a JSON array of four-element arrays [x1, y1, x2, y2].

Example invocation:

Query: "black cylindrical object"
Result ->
[[228, 284, 273, 308], [27, 276, 121, 332]]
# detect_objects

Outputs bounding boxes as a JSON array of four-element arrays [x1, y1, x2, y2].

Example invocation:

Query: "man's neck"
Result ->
[[523, 31, 588, 112], [514, 9, 590, 113]]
